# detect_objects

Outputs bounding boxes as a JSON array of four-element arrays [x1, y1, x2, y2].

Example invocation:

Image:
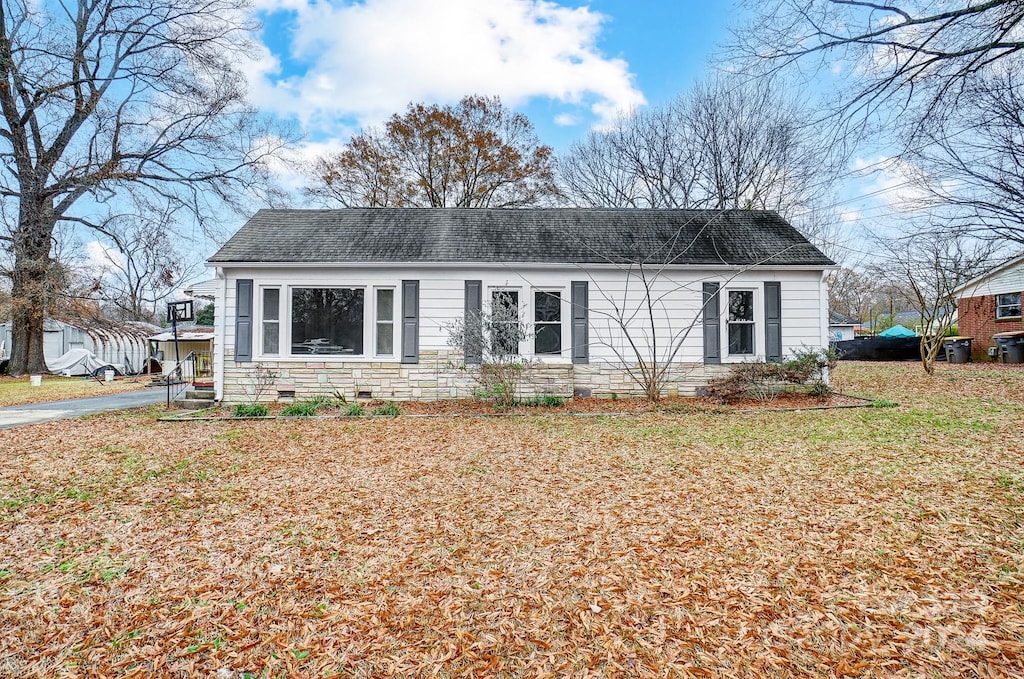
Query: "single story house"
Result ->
[[828, 310, 858, 341], [954, 251, 1024, 356], [205, 208, 835, 403]]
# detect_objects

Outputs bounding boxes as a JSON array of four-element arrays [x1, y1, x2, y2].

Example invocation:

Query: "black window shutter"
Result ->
[[765, 282, 782, 362], [571, 281, 589, 364], [702, 282, 720, 364], [464, 280, 482, 364], [401, 280, 419, 364], [235, 279, 253, 362]]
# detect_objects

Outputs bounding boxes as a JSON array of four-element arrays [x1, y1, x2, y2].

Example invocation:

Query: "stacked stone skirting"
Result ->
[[221, 350, 730, 403]]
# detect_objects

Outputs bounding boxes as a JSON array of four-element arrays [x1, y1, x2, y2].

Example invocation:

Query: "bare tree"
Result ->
[[560, 104, 700, 209], [906, 70, 1024, 244], [869, 227, 996, 374], [735, 1, 1024, 132], [827, 266, 876, 322], [559, 76, 842, 255], [445, 295, 532, 410], [305, 96, 560, 208], [0, 0, 286, 375], [91, 215, 194, 323]]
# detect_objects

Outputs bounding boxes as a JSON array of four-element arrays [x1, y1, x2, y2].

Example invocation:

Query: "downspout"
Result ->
[[820, 270, 830, 386], [214, 267, 227, 401]]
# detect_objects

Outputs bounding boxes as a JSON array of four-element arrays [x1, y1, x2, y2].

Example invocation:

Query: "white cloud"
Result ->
[[83, 240, 125, 276], [246, 0, 645, 132], [553, 112, 579, 126], [273, 137, 351, 196], [838, 208, 861, 224], [852, 155, 931, 210]]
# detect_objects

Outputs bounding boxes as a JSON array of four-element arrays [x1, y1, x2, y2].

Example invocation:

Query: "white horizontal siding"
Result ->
[[960, 260, 1024, 298], [215, 265, 827, 369]]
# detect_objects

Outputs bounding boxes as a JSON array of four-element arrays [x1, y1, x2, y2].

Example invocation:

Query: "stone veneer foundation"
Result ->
[[222, 350, 729, 403]]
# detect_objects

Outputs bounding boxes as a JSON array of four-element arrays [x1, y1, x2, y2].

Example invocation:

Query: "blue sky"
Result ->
[[245, 0, 737, 152]]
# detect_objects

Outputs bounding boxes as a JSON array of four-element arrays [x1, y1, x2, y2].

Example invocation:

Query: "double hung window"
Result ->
[[491, 290, 520, 356], [996, 292, 1022, 319], [262, 288, 280, 355], [534, 291, 562, 355], [375, 288, 395, 355], [727, 290, 755, 355]]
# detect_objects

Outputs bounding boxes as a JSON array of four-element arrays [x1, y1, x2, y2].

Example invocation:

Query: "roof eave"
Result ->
[[952, 250, 1024, 296], [207, 259, 835, 270]]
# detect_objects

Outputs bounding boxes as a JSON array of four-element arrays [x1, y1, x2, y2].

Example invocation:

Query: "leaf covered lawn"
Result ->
[[0, 375, 147, 408], [1, 362, 1022, 677]]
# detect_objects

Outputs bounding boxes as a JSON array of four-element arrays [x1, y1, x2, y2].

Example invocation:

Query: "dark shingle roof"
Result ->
[[209, 209, 834, 267], [829, 310, 859, 325]]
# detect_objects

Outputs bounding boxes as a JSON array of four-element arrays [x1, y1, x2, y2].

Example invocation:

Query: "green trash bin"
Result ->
[[943, 337, 972, 364]]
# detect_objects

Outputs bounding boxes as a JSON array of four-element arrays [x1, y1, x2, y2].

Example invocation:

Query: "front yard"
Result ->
[[0, 374, 148, 408], [1, 362, 1022, 677]]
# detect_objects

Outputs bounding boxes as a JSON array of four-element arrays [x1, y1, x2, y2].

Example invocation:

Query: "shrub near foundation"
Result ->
[[705, 347, 839, 403]]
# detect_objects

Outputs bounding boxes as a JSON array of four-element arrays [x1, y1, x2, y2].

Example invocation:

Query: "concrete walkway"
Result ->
[[0, 388, 169, 429]]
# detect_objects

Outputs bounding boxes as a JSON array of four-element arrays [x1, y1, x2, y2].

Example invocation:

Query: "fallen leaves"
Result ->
[[0, 362, 1022, 677], [0, 375, 148, 408]]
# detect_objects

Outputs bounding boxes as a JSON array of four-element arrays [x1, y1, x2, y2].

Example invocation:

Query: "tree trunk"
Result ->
[[7, 198, 55, 376]]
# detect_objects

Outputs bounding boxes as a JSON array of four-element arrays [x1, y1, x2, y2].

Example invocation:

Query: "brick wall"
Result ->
[[959, 294, 1024, 357], [221, 350, 728, 403]]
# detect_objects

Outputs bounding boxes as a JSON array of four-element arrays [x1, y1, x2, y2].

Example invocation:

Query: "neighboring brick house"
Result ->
[[954, 252, 1024, 358]]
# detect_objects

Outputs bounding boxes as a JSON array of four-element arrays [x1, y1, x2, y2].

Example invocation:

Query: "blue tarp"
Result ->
[[878, 324, 918, 338]]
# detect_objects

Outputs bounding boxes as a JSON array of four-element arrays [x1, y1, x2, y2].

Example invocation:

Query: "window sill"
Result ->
[[254, 355, 399, 363], [722, 354, 763, 363]]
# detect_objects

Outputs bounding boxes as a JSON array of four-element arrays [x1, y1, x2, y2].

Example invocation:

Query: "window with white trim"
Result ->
[[291, 287, 364, 355], [727, 290, 755, 355], [261, 287, 280, 355], [534, 290, 562, 355], [375, 287, 395, 355], [491, 289, 520, 356], [996, 292, 1022, 319]]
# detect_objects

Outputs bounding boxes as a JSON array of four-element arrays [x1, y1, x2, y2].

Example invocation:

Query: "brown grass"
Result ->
[[0, 361, 1022, 677], [0, 375, 148, 408]]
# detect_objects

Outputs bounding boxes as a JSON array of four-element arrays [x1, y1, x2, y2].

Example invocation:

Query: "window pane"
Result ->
[[535, 324, 561, 354], [493, 290, 519, 311], [491, 290, 520, 356], [263, 321, 279, 355], [728, 323, 754, 355], [534, 291, 560, 322], [291, 288, 364, 354], [263, 288, 279, 321], [376, 289, 394, 321], [728, 291, 754, 321], [997, 293, 1022, 318], [534, 291, 561, 354], [376, 323, 393, 354]]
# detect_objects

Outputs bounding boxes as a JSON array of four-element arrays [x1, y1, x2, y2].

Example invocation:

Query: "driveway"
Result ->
[[0, 388, 168, 429]]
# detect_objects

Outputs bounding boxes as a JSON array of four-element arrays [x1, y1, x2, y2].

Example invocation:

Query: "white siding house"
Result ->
[[206, 209, 834, 402]]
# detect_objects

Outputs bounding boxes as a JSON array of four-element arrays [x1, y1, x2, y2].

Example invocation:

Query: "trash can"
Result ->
[[943, 336, 972, 364], [993, 331, 1024, 364]]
